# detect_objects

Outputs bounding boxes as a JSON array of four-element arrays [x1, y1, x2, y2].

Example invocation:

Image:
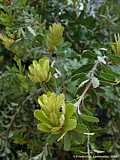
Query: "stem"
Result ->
[[77, 81, 92, 114], [87, 134, 92, 160], [77, 60, 100, 115]]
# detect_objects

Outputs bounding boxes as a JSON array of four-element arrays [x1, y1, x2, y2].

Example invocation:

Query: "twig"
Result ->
[[87, 134, 91, 160], [76, 81, 92, 114], [76, 60, 100, 115]]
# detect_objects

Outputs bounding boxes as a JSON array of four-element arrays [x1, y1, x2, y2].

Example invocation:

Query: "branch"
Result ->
[[76, 60, 100, 115]]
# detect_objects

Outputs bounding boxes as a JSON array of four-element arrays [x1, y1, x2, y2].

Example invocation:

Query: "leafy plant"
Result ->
[[28, 57, 51, 83], [0, 0, 120, 159], [34, 92, 77, 137]]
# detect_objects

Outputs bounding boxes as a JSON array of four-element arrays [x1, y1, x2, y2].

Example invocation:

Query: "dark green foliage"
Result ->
[[0, 0, 120, 159]]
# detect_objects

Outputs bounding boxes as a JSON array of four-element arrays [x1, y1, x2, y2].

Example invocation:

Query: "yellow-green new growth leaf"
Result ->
[[37, 92, 65, 128], [0, 33, 14, 49], [47, 23, 64, 52], [111, 33, 120, 56], [63, 103, 77, 132], [28, 57, 51, 83], [34, 92, 77, 137]]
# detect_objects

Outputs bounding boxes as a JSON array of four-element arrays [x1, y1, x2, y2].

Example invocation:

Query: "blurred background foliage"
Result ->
[[0, 0, 120, 159]]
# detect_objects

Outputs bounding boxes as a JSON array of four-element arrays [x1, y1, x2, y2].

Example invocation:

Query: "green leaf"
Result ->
[[71, 73, 86, 81], [110, 55, 120, 64], [100, 67, 119, 82], [64, 118, 77, 132], [13, 0, 27, 8], [76, 123, 88, 133], [80, 114, 99, 123], [37, 123, 52, 133], [64, 134, 71, 151], [65, 103, 76, 119], [71, 63, 93, 75], [63, 103, 77, 132], [34, 110, 50, 124]]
